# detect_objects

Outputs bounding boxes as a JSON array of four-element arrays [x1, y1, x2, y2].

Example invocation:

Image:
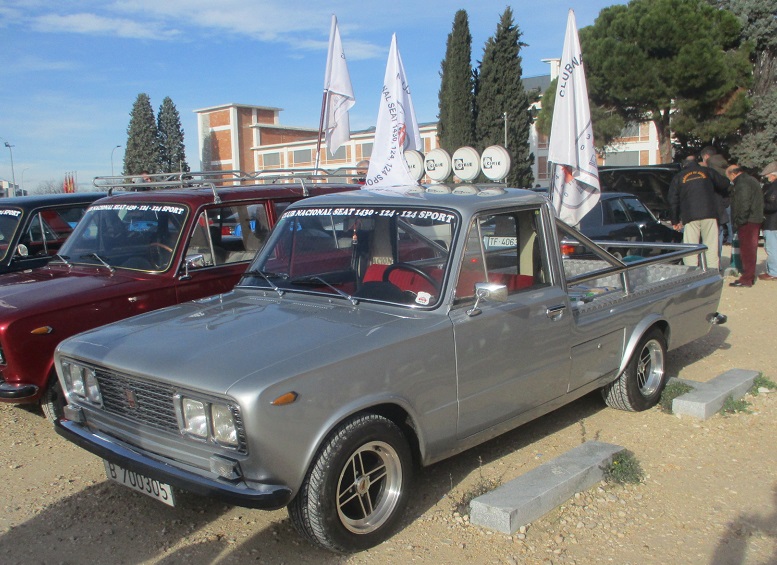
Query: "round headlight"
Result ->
[[182, 398, 208, 438], [211, 404, 238, 447]]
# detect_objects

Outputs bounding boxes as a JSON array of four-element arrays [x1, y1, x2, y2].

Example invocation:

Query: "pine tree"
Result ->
[[124, 93, 161, 176], [438, 10, 475, 161], [157, 97, 190, 174], [475, 7, 533, 186]]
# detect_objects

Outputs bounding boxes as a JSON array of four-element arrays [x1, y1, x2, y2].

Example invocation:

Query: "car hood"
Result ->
[[58, 289, 438, 396], [0, 266, 148, 314]]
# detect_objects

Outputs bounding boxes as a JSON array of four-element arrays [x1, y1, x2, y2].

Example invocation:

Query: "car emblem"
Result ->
[[124, 389, 138, 409]]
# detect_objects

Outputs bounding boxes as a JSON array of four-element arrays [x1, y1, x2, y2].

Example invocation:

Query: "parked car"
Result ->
[[0, 192, 105, 274], [0, 176, 357, 420], [598, 164, 680, 221], [568, 192, 682, 258], [55, 186, 724, 552]]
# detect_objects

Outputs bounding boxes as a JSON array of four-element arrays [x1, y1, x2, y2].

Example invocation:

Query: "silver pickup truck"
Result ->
[[54, 187, 724, 552]]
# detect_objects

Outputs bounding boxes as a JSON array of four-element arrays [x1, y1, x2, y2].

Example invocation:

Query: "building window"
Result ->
[[537, 156, 549, 180], [360, 143, 373, 158], [537, 132, 549, 150], [604, 150, 640, 166], [329, 146, 346, 160], [263, 152, 280, 167], [293, 149, 312, 165]]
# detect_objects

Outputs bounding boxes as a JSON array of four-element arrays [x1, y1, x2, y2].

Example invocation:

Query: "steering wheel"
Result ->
[[148, 242, 173, 269], [383, 262, 440, 293]]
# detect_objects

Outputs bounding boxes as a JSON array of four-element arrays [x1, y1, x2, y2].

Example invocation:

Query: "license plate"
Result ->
[[103, 460, 175, 507]]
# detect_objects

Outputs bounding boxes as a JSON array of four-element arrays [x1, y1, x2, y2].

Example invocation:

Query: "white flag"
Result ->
[[323, 15, 355, 157], [548, 9, 600, 226], [364, 34, 422, 189]]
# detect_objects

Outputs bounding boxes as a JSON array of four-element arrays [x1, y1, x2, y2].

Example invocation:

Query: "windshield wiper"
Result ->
[[81, 253, 115, 273], [241, 269, 285, 297], [289, 275, 359, 306], [53, 254, 72, 267]]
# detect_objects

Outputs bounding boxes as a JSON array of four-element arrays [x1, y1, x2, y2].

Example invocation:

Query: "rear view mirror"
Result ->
[[467, 282, 507, 317]]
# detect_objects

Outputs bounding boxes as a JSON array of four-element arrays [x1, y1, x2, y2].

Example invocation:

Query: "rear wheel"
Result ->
[[288, 414, 412, 553], [603, 328, 667, 411], [41, 377, 65, 422]]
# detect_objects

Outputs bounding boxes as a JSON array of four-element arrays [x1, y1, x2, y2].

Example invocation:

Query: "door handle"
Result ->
[[546, 304, 566, 321]]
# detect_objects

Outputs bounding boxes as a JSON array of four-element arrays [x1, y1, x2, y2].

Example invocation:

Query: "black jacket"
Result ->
[[668, 162, 730, 224], [763, 179, 777, 231]]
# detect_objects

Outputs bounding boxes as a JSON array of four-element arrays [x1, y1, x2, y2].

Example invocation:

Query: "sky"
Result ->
[[0, 0, 625, 192]]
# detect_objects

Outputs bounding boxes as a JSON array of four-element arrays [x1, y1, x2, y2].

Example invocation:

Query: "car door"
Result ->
[[449, 207, 572, 439]]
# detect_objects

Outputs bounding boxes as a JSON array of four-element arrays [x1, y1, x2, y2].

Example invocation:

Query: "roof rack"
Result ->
[[93, 167, 367, 199]]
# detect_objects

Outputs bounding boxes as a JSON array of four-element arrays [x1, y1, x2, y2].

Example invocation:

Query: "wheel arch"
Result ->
[[618, 316, 670, 376]]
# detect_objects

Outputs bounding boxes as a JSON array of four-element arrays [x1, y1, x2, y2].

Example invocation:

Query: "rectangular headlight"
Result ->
[[211, 404, 238, 447], [61, 361, 103, 407], [182, 398, 208, 438]]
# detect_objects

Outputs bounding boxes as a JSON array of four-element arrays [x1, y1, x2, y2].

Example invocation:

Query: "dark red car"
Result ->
[[0, 178, 357, 419]]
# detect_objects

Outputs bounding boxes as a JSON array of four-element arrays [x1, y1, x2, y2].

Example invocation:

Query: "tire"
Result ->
[[602, 328, 667, 412], [288, 414, 413, 553], [41, 376, 65, 422]]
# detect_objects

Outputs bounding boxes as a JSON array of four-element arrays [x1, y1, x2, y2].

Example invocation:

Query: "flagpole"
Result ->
[[314, 90, 328, 171]]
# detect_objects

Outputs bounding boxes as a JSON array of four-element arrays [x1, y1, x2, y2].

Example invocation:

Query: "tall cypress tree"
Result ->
[[475, 7, 533, 186], [157, 97, 190, 174], [438, 10, 475, 159], [124, 93, 160, 175]]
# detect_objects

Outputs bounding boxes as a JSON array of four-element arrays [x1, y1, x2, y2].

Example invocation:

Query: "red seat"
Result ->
[[363, 264, 441, 295]]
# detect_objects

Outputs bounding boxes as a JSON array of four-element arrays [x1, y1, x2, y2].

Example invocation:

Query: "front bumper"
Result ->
[[55, 417, 293, 510], [0, 381, 39, 401]]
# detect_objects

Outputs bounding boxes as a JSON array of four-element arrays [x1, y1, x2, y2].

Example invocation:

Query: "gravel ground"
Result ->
[[1, 248, 775, 565]]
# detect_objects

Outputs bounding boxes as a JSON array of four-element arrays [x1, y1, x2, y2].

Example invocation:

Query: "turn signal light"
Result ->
[[271, 391, 299, 406]]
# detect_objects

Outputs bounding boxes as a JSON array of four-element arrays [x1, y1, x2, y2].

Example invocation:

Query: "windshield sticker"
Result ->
[[282, 208, 455, 224], [0, 209, 22, 217], [415, 292, 432, 306], [90, 203, 186, 215]]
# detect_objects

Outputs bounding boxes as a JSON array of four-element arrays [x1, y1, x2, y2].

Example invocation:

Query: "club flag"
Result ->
[[323, 15, 355, 157], [548, 9, 600, 226], [364, 34, 422, 190]]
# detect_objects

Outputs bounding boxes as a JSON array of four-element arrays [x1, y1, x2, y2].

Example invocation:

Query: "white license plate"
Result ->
[[103, 460, 175, 507]]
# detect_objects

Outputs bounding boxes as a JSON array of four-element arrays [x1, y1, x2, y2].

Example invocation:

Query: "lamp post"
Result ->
[[3, 142, 16, 194], [21, 168, 29, 195], [111, 145, 121, 176]]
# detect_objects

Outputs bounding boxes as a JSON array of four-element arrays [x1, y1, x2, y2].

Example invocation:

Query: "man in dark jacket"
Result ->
[[726, 165, 764, 287], [759, 161, 777, 281], [669, 158, 730, 269]]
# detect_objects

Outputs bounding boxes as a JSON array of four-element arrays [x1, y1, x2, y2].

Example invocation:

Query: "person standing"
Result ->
[[700, 147, 731, 249], [726, 165, 764, 287], [669, 157, 729, 270], [759, 161, 777, 281]]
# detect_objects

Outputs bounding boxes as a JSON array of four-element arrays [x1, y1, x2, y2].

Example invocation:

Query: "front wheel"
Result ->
[[602, 328, 667, 411], [41, 376, 65, 422], [288, 414, 413, 553]]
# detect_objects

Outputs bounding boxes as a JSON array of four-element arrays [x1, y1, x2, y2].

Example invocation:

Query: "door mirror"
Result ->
[[15, 243, 29, 257], [467, 282, 507, 317]]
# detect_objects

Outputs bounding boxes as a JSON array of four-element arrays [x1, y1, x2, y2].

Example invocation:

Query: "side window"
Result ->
[[622, 197, 653, 223], [187, 204, 269, 268], [603, 199, 629, 225], [455, 208, 549, 300]]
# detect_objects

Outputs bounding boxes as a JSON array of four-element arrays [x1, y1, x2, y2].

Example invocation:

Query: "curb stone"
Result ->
[[469, 440, 624, 534], [670, 368, 759, 420]]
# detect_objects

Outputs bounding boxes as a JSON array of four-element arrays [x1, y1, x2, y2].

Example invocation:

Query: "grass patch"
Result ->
[[720, 395, 751, 415], [605, 450, 644, 485], [452, 457, 502, 515], [659, 381, 694, 413], [751, 374, 777, 395]]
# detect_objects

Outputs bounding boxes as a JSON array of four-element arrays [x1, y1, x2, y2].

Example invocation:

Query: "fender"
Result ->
[[618, 313, 669, 375]]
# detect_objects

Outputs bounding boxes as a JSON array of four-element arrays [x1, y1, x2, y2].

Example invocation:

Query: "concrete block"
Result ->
[[672, 368, 759, 420], [469, 441, 624, 534]]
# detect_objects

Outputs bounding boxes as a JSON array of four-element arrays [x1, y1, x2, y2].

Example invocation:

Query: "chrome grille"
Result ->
[[95, 369, 179, 432]]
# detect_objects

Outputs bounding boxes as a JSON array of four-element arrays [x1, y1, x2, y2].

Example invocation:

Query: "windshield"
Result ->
[[58, 202, 188, 271], [240, 206, 458, 307], [0, 208, 23, 262]]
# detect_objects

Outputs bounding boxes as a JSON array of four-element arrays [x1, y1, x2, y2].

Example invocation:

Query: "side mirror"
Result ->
[[466, 282, 508, 317], [15, 243, 29, 258], [180, 254, 205, 280]]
